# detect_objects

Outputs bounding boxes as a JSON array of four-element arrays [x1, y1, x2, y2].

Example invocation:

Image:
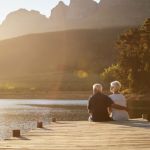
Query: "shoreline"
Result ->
[[0, 91, 150, 100], [0, 91, 91, 100]]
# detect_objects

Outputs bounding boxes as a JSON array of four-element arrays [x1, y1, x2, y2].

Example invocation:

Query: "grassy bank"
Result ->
[[0, 89, 149, 101], [0, 90, 91, 99]]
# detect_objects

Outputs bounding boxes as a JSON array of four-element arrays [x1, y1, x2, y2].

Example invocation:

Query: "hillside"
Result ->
[[0, 0, 149, 92], [0, 28, 125, 90], [0, 28, 125, 76]]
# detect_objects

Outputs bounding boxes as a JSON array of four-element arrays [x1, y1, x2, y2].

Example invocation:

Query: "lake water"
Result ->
[[0, 99, 88, 140]]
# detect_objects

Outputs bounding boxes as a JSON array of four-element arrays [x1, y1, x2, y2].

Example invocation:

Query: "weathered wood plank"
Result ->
[[0, 119, 150, 150]]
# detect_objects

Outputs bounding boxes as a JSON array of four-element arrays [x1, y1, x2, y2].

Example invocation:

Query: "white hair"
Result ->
[[110, 81, 122, 93], [93, 83, 103, 94]]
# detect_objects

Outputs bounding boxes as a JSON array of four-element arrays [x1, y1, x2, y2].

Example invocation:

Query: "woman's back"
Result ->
[[109, 94, 129, 121]]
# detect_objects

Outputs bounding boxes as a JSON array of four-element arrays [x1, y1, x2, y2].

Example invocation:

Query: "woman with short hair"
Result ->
[[109, 81, 129, 121]]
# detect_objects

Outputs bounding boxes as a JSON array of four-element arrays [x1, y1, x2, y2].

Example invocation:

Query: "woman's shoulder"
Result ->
[[118, 93, 126, 99]]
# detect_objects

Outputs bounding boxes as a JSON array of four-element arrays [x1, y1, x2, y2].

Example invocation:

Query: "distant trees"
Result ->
[[101, 18, 150, 92], [101, 64, 121, 84]]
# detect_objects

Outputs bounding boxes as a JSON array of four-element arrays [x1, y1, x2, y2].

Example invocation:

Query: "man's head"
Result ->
[[93, 83, 103, 94]]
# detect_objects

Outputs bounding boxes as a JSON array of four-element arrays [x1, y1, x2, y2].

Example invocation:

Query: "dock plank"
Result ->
[[1, 119, 150, 150]]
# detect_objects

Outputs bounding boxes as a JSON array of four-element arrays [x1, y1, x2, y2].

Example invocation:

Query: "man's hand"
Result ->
[[108, 107, 112, 115]]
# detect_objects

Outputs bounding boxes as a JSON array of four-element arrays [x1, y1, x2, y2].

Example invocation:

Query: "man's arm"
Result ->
[[87, 105, 92, 114], [87, 96, 92, 114], [112, 103, 128, 111], [88, 109, 92, 114], [107, 107, 112, 115]]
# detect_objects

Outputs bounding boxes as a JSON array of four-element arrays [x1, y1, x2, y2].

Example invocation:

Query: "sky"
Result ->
[[0, 0, 100, 23]]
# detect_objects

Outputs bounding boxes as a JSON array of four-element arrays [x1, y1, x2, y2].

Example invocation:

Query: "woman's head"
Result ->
[[110, 81, 121, 93], [93, 83, 103, 94]]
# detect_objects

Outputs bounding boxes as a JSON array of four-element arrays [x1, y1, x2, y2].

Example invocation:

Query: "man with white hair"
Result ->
[[87, 83, 127, 122]]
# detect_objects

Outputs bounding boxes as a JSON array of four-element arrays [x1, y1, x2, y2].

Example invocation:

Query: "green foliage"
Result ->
[[100, 64, 121, 83], [116, 18, 150, 91]]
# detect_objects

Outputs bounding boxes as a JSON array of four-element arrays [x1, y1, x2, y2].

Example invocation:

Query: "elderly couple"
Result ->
[[88, 81, 129, 122]]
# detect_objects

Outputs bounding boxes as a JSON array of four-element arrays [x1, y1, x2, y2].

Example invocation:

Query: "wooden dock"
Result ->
[[1, 119, 150, 150]]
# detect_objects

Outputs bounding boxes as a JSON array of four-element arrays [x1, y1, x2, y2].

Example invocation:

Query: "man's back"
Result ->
[[88, 93, 113, 122]]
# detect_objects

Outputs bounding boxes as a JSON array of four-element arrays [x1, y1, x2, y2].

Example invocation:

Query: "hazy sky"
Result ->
[[0, 0, 100, 23]]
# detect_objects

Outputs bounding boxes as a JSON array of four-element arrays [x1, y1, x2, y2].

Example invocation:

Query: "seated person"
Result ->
[[109, 81, 129, 121], [87, 83, 127, 122]]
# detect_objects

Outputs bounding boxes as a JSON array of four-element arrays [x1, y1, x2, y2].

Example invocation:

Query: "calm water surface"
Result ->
[[0, 99, 88, 140]]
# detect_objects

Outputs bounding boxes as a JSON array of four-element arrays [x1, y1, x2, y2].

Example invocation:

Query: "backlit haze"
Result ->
[[0, 0, 100, 23]]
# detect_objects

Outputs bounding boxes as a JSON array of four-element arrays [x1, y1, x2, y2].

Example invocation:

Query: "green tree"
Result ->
[[116, 18, 150, 91], [101, 64, 121, 82]]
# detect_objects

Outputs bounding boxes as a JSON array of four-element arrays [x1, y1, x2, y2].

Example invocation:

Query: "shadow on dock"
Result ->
[[107, 119, 150, 129]]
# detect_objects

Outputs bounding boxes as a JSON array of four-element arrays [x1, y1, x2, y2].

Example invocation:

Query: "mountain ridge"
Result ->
[[0, 0, 150, 40]]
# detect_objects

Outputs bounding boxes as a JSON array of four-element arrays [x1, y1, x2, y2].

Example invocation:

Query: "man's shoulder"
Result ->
[[89, 93, 111, 100], [102, 94, 113, 103], [88, 95, 94, 101], [101, 93, 110, 99], [95, 93, 111, 100], [89, 93, 100, 101]]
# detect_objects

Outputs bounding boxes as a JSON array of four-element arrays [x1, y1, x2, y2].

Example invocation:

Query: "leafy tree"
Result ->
[[116, 18, 150, 91], [101, 64, 121, 82]]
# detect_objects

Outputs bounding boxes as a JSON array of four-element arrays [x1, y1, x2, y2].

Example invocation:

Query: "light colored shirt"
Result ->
[[109, 94, 129, 121]]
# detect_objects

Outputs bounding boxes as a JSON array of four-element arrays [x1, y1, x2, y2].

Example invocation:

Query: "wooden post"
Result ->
[[52, 117, 56, 122], [37, 122, 43, 128], [142, 114, 148, 119], [142, 114, 150, 121], [12, 130, 20, 137], [148, 114, 150, 122]]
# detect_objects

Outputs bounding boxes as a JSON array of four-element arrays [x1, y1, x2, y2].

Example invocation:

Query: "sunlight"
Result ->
[[0, 83, 16, 90], [76, 70, 88, 79]]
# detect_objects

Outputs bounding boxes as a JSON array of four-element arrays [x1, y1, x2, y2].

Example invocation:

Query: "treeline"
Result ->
[[101, 18, 150, 93], [0, 22, 150, 92]]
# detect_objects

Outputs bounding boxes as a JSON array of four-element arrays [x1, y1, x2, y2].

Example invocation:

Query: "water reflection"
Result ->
[[0, 99, 88, 140]]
